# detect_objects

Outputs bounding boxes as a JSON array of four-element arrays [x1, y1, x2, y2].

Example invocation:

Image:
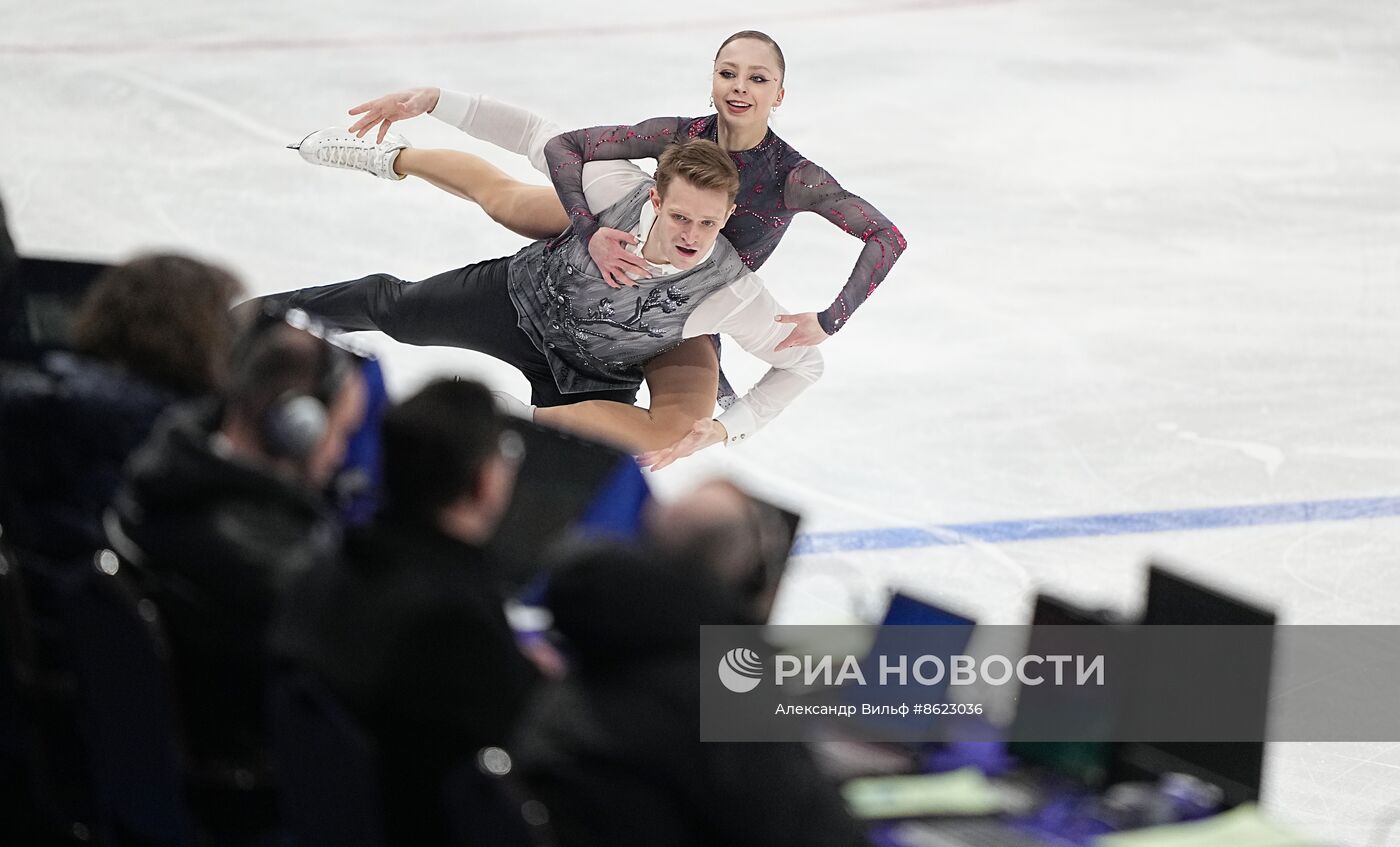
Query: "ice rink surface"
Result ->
[[4, 0, 1399, 841]]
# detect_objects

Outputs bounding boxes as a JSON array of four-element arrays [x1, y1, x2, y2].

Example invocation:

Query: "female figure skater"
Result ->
[[299, 31, 904, 465]]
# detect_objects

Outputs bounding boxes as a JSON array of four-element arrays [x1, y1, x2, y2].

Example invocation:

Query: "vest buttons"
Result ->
[[565, 265, 574, 274]]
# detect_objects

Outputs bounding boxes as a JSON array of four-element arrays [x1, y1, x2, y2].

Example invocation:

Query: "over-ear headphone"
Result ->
[[230, 304, 359, 461]]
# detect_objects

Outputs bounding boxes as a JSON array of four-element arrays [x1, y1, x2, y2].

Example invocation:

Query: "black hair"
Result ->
[[379, 379, 503, 521]]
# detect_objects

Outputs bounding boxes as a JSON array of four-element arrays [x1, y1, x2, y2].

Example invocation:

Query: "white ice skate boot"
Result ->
[[288, 128, 411, 180]]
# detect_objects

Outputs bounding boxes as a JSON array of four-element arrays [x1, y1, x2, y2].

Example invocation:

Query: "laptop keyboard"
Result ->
[[888, 820, 1052, 847]]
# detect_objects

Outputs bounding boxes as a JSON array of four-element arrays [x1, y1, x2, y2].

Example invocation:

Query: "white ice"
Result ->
[[3, 0, 1399, 842]]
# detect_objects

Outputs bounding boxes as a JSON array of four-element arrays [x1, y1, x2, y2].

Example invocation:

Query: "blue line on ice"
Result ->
[[791, 494, 1400, 556]]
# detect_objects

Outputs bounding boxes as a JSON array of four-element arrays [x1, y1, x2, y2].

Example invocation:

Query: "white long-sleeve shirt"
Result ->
[[431, 89, 821, 443]]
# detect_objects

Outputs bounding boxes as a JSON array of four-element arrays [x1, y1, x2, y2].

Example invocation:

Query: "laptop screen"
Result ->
[[1007, 593, 1119, 787], [1111, 565, 1276, 806], [882, 592, 975, 628], [849, 592, 975, 742]]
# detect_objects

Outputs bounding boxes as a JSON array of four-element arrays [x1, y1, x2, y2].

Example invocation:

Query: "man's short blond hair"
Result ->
[[654, 139, 740, 205]]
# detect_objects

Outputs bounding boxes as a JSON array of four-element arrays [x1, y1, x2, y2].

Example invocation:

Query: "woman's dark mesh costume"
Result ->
[[544, 115, 907, 336]]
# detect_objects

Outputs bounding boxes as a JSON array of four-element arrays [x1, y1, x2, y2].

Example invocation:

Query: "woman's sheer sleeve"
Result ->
[[784, 161, 907, 335], [542, 116, 691, 245]]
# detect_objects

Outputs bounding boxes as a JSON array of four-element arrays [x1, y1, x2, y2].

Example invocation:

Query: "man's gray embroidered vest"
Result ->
[[507, 181, 747, 395]]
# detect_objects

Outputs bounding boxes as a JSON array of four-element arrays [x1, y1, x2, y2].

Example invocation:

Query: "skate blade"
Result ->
[[288, 130, 319, 151]]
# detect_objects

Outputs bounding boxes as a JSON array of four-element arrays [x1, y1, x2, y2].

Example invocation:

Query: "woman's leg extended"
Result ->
[[535, 337, 720, 453], [394, 148, 569, 239]]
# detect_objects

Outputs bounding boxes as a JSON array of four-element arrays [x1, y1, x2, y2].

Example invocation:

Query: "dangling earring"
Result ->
[[709, 95, 714, 109]]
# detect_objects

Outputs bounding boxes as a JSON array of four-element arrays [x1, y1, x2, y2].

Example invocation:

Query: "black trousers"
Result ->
[[261, 257, 638, 407]]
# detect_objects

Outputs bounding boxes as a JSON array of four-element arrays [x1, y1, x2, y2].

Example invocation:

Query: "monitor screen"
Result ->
[[2, 257, 110, 362]]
